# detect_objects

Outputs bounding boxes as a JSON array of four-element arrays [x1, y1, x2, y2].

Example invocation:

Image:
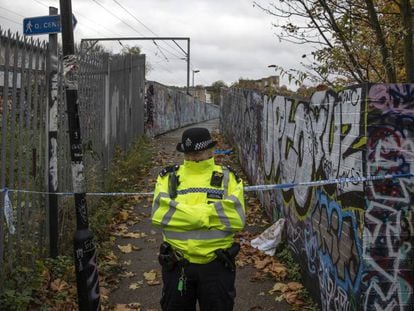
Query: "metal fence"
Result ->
[[0, 26, 219, 282], [0, 29, 49, 274], [0, 28, 146, 278]]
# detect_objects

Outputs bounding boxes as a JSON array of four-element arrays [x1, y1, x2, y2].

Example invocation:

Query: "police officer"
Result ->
[[151, 127, 245, 311]]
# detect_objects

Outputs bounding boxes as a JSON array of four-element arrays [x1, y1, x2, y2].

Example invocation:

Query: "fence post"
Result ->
[[104, 54, 110, 169], [47, 6, 59, 258], [59, 1, 101, 310]]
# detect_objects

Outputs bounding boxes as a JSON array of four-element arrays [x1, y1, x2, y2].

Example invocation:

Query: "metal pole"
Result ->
[[192, 70, 199, 89], [187, 38, 190, 95], [47, 6, 59, 258], [59, 1, 101, 310]]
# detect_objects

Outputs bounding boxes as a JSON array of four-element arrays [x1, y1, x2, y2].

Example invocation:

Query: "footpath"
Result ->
[[106, 119, 296, 311]]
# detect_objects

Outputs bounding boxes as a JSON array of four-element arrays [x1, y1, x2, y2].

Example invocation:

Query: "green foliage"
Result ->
[[120, 44, 142, 55], [275, 242, 319, 309], [90, 135, 153, 241], [276, 243, 302, 282], [296, 288, 319, 311], [208, 80, 227, 105], [44, 256, 74, 280], [254, 0, 414, 84], [0, 256, 75, 310], [105, 135, 153, 192], [0, 134, 155, 309]]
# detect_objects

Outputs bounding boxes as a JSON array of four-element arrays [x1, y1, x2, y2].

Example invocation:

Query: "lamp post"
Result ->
[[268, 64, 276, 70], [192, 69, 200, 88]]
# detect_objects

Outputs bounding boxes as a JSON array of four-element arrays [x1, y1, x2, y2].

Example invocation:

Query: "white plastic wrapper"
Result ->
[[250, 218, 285, 256]]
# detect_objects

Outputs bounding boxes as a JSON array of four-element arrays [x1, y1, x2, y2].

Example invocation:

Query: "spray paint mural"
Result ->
[[145, 81, 220, 136], [364, 84, 414, 311], [220, 84, 413, 310]]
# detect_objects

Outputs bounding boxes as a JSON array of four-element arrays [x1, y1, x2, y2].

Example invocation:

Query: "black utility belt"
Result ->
[[158, 242, 240, 272]]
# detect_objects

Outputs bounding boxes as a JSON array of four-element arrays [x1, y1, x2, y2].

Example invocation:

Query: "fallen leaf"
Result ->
[[50, 279, 69, 292], [118, 210, 129, 221], [284, 291, 299, 305], [127, 302, 141, 310], [100, 286, 110, 296], [114, 304, 133, 311], [121, 271, 135, 278], [123, 232, 147, 239], [287, 281, 303, 291], [118, 244, 133, 253], [275, 295, 284, 302], [254, 257, 272, 270], [129, 282, 142, 290], [123, 260, 132, 266], [147, 280, 161, 286], [145, 238, 157, 243], [269, 282, 288, 294], [143, 269, 157, 282]]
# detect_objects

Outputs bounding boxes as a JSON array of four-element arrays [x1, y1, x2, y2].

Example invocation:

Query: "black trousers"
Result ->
[[160, 259, 236, 311]]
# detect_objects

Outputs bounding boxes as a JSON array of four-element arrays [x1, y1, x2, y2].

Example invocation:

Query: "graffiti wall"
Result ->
[[145, 81, 220, 136], [220, 84, 414, 310]]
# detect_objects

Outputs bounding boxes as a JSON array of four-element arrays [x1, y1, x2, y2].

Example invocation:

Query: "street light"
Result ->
[[268, 64, 277, 69], [192, 69, 200, 88]]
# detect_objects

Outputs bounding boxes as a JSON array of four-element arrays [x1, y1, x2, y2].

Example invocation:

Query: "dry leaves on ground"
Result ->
[[128, 280, 144, 290], [235, 231, 288, 281], [143, 269, 161, 286], [269, 281, 305, 306], [120, 271, 136, 278], [114, 302, 141, 311], [50, 279, 70, 292]]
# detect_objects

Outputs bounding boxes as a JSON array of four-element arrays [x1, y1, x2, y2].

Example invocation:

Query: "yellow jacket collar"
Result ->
[[183, 157, 215, 172]]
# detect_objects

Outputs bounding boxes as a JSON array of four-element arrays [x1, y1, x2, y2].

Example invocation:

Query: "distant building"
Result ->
[[205, 92, 212, 104], [192, 86, 207, 102], [237, 75, 280, 92]]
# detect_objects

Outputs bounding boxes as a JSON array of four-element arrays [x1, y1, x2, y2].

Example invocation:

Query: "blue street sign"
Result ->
[[23, 15, 77, 36]]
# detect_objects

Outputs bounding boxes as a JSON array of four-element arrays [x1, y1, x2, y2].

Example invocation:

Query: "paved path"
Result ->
[[108, 119, 291, 311]]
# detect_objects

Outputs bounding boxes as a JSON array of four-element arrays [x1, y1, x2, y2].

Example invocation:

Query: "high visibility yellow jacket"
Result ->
[[151, 157, 245, 264]]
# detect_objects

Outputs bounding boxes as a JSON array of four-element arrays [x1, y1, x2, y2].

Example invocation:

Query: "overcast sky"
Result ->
[[0, 0, 310, 88]]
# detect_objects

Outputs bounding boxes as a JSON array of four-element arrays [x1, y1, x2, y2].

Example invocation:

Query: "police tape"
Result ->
[[0, 188, 154, 196], [1, 172, 413, 197], [243, 172, 414, 192]]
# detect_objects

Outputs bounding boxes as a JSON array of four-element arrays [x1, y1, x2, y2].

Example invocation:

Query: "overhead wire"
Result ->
[[111, 0, 186, 59], [0, 6, 25, 18], [0, 15, 22, 26], [110, 0, 197, 82], [30, 0, 191, 81], [91, 0, 146, 36], [90, 0, 169, 63], [31, 0, 118, 38]]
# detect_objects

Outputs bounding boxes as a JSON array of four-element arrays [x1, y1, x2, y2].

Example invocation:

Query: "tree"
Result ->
[[208, 80, 227, 105], [254, 0, 414, 84], [119, 44, 153, 75], [120, 44, 142, 55]]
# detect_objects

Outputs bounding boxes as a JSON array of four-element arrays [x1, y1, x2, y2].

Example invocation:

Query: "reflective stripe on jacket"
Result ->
[[151, 157, 245, 264]]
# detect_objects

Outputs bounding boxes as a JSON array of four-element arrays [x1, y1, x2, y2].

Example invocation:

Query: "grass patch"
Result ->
[[0, 135, 155, 310]]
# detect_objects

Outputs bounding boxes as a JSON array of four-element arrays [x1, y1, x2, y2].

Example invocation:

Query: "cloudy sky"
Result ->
[[0, 0, 310, 88]]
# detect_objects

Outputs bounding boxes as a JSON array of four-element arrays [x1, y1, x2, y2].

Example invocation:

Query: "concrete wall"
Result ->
[[220, 84, 414, 310], [145, 81, 220, 136]]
